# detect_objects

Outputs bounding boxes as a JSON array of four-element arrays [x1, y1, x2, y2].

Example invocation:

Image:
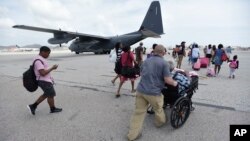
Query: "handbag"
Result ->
[[121, 52, 136, 78], [221, 52, 228, 61]]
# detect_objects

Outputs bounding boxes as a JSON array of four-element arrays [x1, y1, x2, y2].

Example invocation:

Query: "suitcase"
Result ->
[[193, 59, 201, 71], [200, 57, 209, 68]]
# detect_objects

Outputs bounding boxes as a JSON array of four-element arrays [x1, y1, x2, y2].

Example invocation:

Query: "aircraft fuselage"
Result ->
[[69, 31, 145, 54]]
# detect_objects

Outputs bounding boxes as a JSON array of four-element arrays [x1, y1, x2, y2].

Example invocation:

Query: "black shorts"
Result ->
[[38, 81, 56, 97], [206, 54, 212, 58]]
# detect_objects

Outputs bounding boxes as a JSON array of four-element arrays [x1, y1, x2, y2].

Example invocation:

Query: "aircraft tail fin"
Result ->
[[139, 1, 163, 36]]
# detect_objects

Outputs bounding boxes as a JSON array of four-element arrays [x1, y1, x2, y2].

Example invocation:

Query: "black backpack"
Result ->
[[23, 59, 43, 92]]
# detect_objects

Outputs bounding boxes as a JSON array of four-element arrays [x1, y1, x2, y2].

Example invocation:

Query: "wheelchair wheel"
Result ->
[[170, 97, 191, 128]]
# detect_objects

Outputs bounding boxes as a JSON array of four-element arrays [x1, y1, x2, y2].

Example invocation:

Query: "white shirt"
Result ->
[[192, 48, 200, 58], [206, 48, 212, 54]]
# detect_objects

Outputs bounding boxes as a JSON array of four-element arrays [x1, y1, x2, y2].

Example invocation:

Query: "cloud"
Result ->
[[24, 0, 71, 21], [1, 0, 249, 47], [0, 18, 15, 28], [0, 7, 9, 17], [0, 6, 15, 29]]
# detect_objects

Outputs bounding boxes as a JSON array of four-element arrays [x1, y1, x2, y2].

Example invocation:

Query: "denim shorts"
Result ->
[[38, 80, 56, 97]]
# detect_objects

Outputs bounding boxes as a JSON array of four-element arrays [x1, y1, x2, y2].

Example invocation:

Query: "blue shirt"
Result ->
[[214, 49, 223, 65], [137, 55, 171, 95]]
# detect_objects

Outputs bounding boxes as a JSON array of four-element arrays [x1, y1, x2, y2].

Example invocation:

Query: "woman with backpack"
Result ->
[[228, 55, 239, 79]]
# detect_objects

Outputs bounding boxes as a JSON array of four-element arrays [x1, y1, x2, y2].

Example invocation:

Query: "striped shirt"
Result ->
[[116, 48, 122, 62]]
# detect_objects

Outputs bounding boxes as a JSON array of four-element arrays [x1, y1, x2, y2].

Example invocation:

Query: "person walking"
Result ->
[[191, 43, 200, 64], [27, 46, 62, 115], [203, 46, 207, 56], [172, 45, 179, 61], [116, 46, 136, 97], [225, 46, 232, 61], [111, 42, 123, 84], [135, 42, 144, 66], [213, 44, 224, 76], [211, 45, 217, 64], [176, 41, 186, 68], [228, 55, 239, 79], [206, 44, 212, 66], [127, 45, 178, 141]]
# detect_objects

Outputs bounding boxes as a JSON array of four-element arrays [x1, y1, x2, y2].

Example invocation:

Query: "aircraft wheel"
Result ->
[[75, 52, 79, 54]]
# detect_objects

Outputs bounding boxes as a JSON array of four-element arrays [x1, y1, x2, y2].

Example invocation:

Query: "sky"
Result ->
[[0, 0, 250, 48]]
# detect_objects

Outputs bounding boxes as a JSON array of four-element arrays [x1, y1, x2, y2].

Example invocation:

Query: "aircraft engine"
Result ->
[[48, 37, 73, 44]]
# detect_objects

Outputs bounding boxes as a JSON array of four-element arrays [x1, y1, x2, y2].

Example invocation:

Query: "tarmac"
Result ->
[[0, 50, 250, 141]]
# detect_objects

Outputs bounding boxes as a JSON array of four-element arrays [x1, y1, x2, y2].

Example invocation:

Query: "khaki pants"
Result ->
[[127, 91, 166, 141]]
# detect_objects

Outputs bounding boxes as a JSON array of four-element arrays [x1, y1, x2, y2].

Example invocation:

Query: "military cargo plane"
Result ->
[[13, 1, 164, 54]]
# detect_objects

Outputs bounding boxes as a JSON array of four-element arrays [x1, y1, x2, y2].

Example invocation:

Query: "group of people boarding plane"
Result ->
[[172, 42, 239, 78], [26, 42, 239, 141], [110, 41, 239, 139], [109, 41, 198, 140]]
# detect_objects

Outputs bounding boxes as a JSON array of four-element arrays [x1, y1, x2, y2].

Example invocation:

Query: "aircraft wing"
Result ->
[[67, 31, 110, 41], [13, 25, 110, 41]]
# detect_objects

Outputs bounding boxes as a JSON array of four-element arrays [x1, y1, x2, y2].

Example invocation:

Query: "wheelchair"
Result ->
[[147, 75, 199, 129]]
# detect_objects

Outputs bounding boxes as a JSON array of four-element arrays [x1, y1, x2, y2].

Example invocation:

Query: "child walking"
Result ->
[[228, 55, 239, 79]]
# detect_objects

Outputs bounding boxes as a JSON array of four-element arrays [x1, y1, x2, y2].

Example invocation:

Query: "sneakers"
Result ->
[[27, 105, 62, 114], [50, 107, 62, 113], [27, 104, 36, 115]]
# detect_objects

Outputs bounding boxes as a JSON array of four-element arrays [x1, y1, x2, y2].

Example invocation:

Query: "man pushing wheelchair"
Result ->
[[127, 46, 199, 140]]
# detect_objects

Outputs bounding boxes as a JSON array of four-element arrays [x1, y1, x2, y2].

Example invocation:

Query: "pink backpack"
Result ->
[[229, 61, 237, 68]]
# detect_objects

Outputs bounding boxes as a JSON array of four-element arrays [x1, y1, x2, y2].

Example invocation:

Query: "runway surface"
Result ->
[[1, 50, 250, 141]]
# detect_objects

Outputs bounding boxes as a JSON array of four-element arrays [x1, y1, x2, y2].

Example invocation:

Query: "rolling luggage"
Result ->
[[200, 57, 209, 68], [193, 59, 201, 71]]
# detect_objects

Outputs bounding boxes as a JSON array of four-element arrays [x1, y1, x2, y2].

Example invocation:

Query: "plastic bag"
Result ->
[[109, 49, 117, 63]]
